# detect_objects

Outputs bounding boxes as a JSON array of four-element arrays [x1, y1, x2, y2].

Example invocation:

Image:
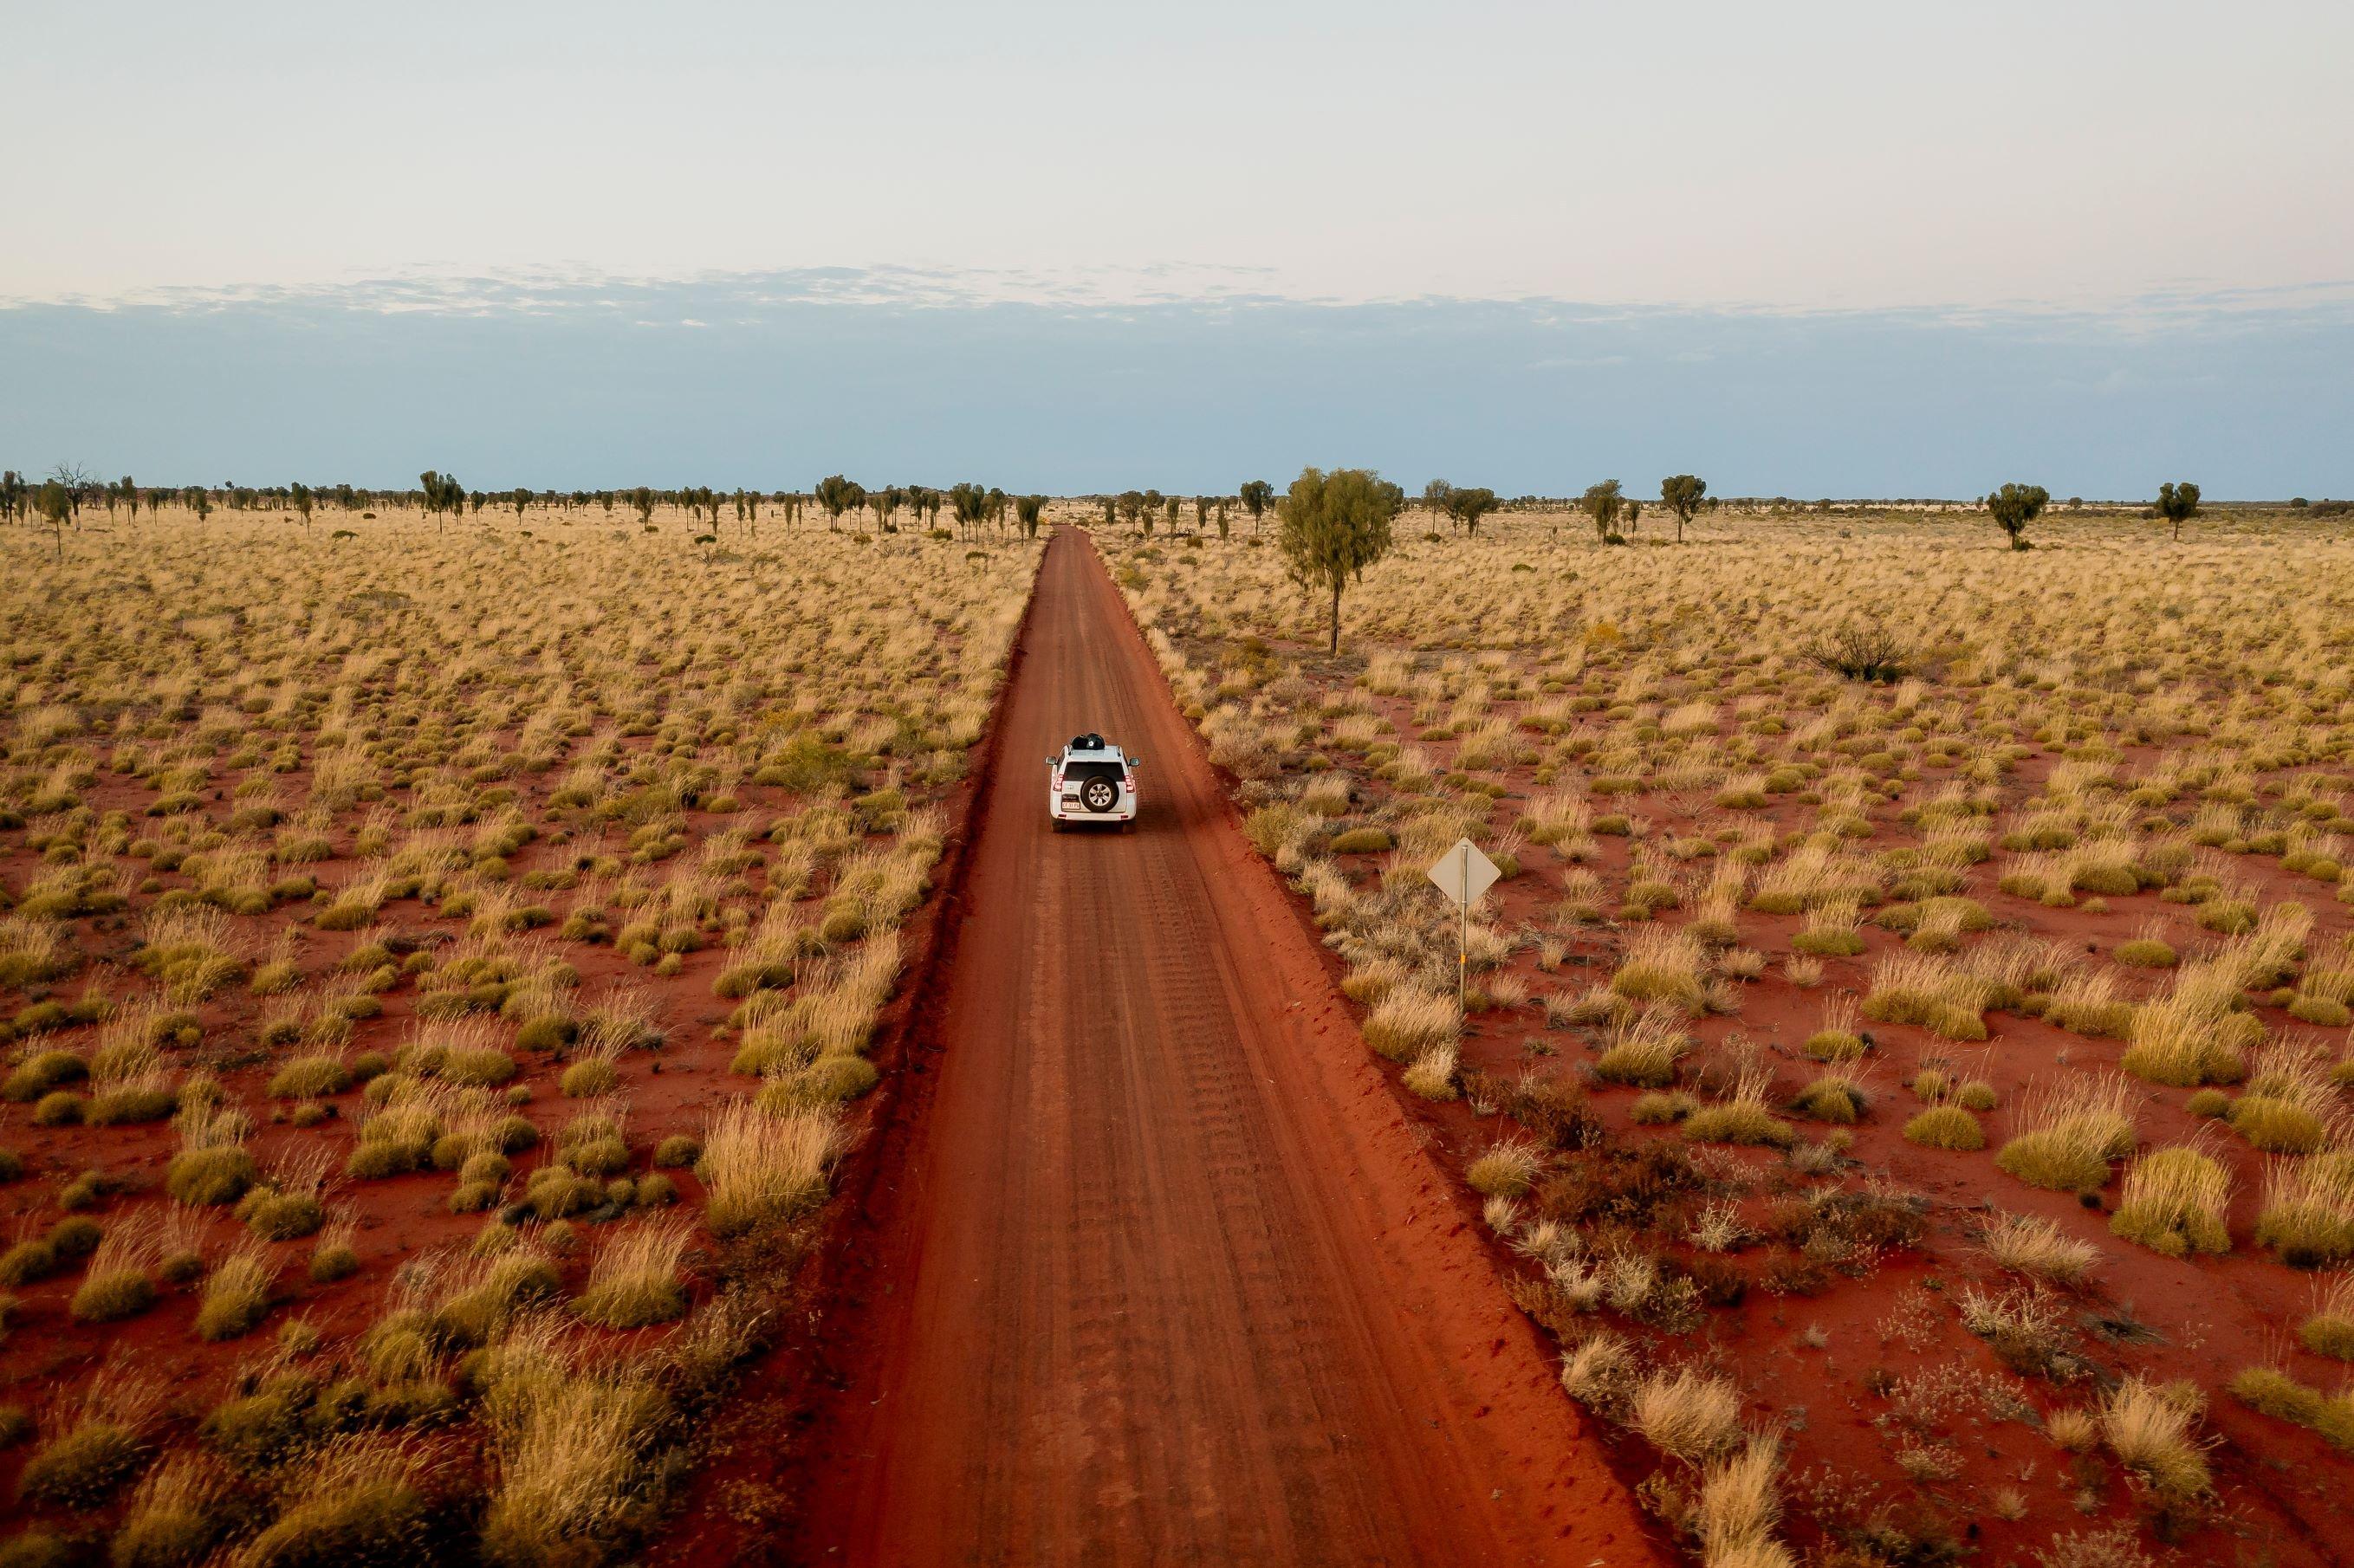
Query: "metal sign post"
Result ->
[[1425, 838, 1501, 1013]]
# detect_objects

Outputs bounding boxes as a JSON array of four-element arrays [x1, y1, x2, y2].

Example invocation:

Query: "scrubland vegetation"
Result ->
[[0, 500, 1033, 1561], [1114, 501, 2354, 1565]]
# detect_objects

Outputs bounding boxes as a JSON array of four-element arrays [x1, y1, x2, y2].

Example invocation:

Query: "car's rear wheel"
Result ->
[[1082, 777, 1118, 813]]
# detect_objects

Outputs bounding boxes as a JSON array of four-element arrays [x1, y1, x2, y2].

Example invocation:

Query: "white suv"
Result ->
[[1048, 733, 1139, 831]]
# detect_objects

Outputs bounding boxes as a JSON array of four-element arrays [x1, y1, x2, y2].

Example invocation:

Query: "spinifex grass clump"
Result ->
[[2254, 1150, 2354, 1267], [1994, 1076, 2138, 1193], [1860, 952, 1988, 1042], [70, 1221, 161, 1324], [1801, 995, 1865, 1062], [697, 1100, 841, 1237], [1592, 1006, 1691, 1087], [1610, 928, 1710, 1013], [1362, 987, 1457, 1063], [1978, 1210, 2099, 1286], [1903, 1105, 1984, 1150], [1681, 1066, 1794, 1148], [2102, 1377, 2211, 1498], [2299, 1273, 2354, 1360], [195, 1241, 279, 1340], [2227, 1041, 2340, 1155], [165, 1102, 257, 1206], [15, 1370, 156, 1507], [2110, 1144, 2232, 1257], [572, 1217, 694, 1328]]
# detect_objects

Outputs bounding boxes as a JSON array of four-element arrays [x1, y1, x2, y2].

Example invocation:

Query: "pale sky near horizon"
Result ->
[[7, 0, 2350, 309], [5, 2, 2350, 495]]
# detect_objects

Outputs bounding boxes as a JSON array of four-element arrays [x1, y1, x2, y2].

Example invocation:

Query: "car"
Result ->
[[1047, 733, 1139, 830]]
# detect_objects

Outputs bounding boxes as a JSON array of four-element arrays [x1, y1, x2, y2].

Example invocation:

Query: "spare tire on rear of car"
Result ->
[[1081, 776, 1118, 813]]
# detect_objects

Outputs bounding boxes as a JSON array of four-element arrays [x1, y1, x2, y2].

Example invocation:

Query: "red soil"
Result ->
[[774, 530, 1662, 1566], [1156, 617, 2354, 1564]]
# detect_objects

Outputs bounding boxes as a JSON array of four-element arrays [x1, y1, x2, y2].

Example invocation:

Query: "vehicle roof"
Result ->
[[1060, 742, 1125, 757]]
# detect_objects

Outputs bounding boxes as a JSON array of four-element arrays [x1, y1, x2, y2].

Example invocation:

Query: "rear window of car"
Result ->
[[1061, 760, 1126, 785]]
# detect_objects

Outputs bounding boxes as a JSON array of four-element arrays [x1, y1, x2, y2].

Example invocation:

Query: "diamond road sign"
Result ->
[[1425, 839, 1501, 907]]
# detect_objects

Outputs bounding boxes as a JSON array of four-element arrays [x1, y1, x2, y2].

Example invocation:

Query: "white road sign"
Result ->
[[1425, 838, 1500, 907]]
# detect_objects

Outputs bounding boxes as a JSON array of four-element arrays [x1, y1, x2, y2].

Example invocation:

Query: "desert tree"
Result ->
[[1193, 496, 1209, 533], [0, 470, 23, 524], [986, 487, 1008, 534], [1215, 497, 1230, 540], [814, 474, 859, 529], [1100, 496, 1115, 529], [1659, 473, 1707, 544], [418, 470, 463, 532], [1164, 495, 1180, 533], [186, 485, 212, 522], [290, 483, 314, 527], [1422, 478, 1455, 521], [2156, 480, 2201, 541], [1117, 489, 1146, 535], [1624, 497, 1643, 534], [1445, 485, 1499, 535], [35, 478, 70, 557], [1987, 482, 2049, 550], [1239, 478, 1274, 533], [1581, 479, 1624, 542], [509, 486, 530, 522], [1277, 466, 1401, 655], [873, 485, 903, 534], [630, 486, 655, 528], [949, 482, 990, 539], [1015, 495, 1047, 539]]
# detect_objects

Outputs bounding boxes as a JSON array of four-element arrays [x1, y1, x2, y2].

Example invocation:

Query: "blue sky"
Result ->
[[3, 2, 2348, 495]]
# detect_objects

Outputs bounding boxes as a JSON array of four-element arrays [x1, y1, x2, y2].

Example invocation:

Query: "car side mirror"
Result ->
[[1126, 755, 1142, 768], [1046, 756, 1058, 768]]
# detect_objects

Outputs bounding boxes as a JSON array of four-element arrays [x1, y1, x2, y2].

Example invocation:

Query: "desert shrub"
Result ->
[[1466, 1070, 1603, 1150], [1538, 1142, 1708, 1232]]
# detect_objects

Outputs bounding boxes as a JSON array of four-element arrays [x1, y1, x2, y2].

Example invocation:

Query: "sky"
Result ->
[[3, 1, 2349, 495]]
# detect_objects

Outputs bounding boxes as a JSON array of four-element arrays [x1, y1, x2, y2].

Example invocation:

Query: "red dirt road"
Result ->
[[800, 530, 1658, 1566]]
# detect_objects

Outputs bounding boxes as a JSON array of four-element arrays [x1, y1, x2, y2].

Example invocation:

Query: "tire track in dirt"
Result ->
[[795, 527, 1662, 1566]]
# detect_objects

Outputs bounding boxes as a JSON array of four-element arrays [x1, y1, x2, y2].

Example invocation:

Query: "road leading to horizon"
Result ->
[[799, 528, 1657, 1567]]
